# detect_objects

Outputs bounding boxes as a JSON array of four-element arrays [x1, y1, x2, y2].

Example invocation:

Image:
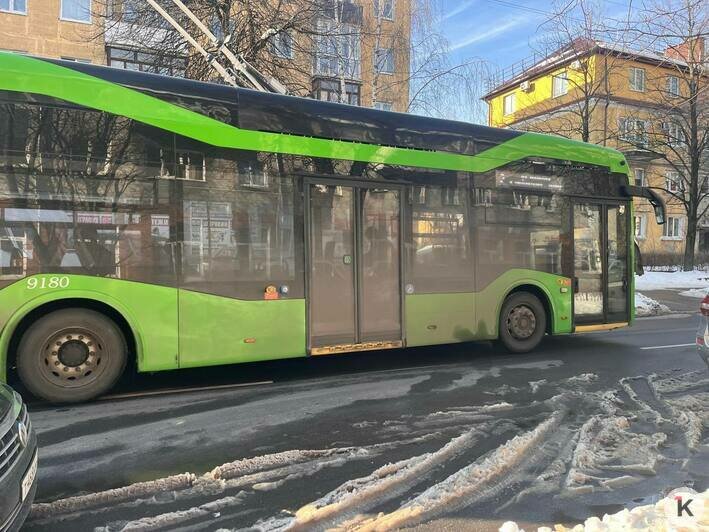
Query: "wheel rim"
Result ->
[[41, 328, 107, 388], [506, 305, 537, 340]]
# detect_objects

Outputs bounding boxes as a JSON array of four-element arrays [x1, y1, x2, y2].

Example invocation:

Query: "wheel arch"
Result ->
[[1, 293, 143, 383]]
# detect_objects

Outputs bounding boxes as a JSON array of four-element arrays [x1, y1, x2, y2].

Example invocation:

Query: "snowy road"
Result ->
[[22, 315, 708, 531]]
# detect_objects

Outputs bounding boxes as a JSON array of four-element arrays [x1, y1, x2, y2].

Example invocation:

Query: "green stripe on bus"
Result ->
[[0, 52, 628, 174]]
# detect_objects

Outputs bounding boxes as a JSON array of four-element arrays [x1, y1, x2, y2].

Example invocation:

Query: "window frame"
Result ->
[[373, 101, 393, 111], [551, 73, 568, 98], [503, 93, 515, 116], [313, 18, 361, 80], [662, 216, 683, 239], [629, 67, 646, 92], [634, 214, 646, 239], [0, 0, 26, 15], [633, 168, 646, 187], [375, 47, 394, 75], [374, 0, 394, 20], [665, 170, 681, 193], [60, 0, 92, 24], [271, 30, 294, 60], [666, 75, 680, 98]]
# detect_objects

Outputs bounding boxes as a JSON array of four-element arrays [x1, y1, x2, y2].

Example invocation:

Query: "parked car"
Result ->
[[695, 294, 709, 368], [0, 384, 37, 531]]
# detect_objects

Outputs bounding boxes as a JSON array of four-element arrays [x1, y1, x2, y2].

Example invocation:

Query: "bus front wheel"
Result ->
[[498, 292, 547, 353], [17, 308, 127, 403]]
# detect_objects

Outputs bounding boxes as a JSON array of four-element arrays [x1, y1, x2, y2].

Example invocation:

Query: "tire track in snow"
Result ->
[[252, 423, 495, 531], [27, 436, 441, 528], [334, 410, 566, 531]]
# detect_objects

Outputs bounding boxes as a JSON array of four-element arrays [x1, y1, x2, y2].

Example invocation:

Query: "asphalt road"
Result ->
[[21, 314, 709, 531]]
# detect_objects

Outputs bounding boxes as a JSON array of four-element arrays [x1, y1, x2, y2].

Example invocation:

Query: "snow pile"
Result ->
[[565, 415, 666, 493], [499, 487, 708, 531], [636, 269, 709, 290], [635, 292, 671, 317], [680, 287, 709, 298]]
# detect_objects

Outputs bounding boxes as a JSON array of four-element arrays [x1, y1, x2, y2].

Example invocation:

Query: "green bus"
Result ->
[[0, 52, 664, 403]]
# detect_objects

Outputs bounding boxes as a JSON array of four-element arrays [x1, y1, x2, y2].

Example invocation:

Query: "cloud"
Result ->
[[448, 18, 526, 52], [442, 0, 477, 21]]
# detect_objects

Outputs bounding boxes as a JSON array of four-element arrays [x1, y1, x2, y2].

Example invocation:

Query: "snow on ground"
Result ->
[[680, 287, 709, 298], [636, 269, 709, 290], [24, 369, 709, 532], [499, 487, 708, 531], [635, 292, 671, 317]]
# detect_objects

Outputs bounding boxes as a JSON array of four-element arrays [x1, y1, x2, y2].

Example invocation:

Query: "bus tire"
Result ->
[[17, 308, 127, 403], [498, 292, 547, 353]]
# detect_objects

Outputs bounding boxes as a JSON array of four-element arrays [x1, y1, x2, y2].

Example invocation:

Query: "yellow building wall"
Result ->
[[488, 56, 595, 128]]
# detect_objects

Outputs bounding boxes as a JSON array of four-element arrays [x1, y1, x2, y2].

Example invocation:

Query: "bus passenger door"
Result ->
[[307, 182, 403, 354], [572, 201, 630, 325]]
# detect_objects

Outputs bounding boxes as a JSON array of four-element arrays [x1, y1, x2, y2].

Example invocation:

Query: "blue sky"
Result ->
[[440, 0, 637, 72]]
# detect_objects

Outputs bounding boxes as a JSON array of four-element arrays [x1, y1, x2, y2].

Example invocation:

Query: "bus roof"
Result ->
[[0, 52, 628, 175]]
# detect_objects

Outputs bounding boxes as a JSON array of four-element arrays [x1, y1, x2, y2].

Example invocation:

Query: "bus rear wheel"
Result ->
[[498, 292, 547, 353], [17, 308, 127, 403]]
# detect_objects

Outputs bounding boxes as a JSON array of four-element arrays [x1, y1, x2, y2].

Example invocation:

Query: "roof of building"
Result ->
[[483, 38, 687, 100]]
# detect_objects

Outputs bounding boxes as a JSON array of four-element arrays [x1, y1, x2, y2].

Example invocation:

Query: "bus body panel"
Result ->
[[475, 270, 574, 338], [405, 293, 476, 347], [0, 275, 178, 381], [177, 290, 306, 368], [400, 271, 574, 348]]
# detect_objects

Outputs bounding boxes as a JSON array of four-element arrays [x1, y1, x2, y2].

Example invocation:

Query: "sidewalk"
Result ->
[[640, 289, 699, 313]]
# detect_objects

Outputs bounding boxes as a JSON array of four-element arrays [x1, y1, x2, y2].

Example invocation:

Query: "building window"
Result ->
[[634, 215, 646, 239], [503, 93, 515, 116], [374, 101, 393, 111], [238, 159, 268, 188], [61, 0, 91, 23], [0, 0, 26, 14], [271, 31, 294, 59], [634, 168, 646, 187], [619, 117, 648, 146], [312, 78, 361, 106], [175, 151, 205, 181], [552, 73, 568, 98], [374, 0, 394, 19], [666, 75, 680, 97], [629, 67, 645, 92], [662, 216, 682, 239], [665, 171, 681, 192], [662, 121, 684, 147], [107, 46, 186, 76], [375, 48, 394, 74], [314, 18, 361, 80]]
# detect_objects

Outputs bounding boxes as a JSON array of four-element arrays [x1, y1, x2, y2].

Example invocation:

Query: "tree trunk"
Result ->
[[683, 212, 697, 271]]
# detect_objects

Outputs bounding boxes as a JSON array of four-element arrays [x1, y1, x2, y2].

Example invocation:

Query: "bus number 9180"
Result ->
[[27, 277, 70, 290]]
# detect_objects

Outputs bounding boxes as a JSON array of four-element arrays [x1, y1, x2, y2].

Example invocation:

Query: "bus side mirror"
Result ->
[[620, 184, 666, 225]]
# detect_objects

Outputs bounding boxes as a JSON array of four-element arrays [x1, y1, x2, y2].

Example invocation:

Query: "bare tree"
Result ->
[[511, 0, 635, 144], [403, 0, 489, 122], [93, 0, 351, 95], [617, 0, 708, 270]]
